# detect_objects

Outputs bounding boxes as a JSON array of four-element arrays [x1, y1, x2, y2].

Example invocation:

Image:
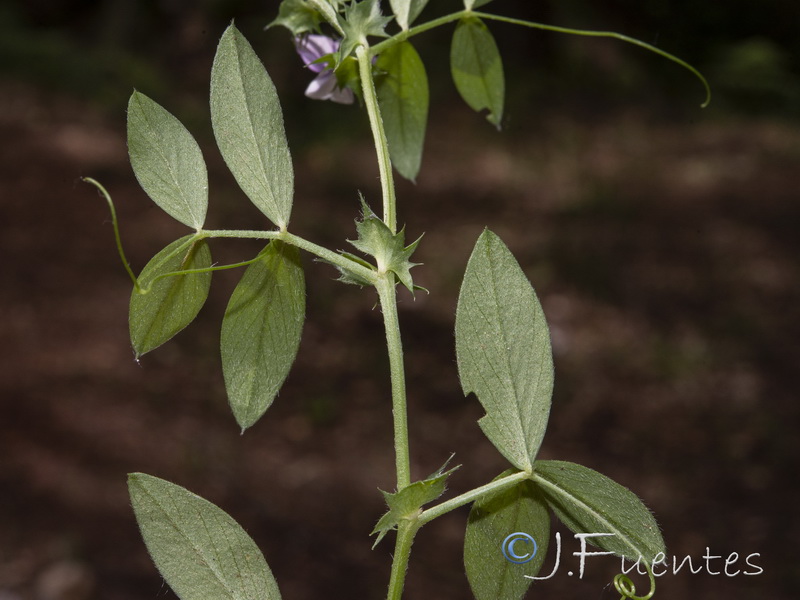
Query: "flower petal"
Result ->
[[304, 72, 354, 104], [294, 34, 340, 73]]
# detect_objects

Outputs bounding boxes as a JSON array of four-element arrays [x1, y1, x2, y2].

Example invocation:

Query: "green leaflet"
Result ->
[[455, 230, 553, 472], [130, 235, 211, 358], [464, 0, 494, 9], [372, 457, 458, 547], [128, 473, 282, 600], [451, 16, 505, 128], [464, 471, 550, 600], [388, 0, 429, 30], [127, 91, 208, 230], [211, 24, 294, 229], [533, 461, 665, 564], [376, 40, 429, 182], [268, 0, 325, 35], [221, 241, 305, 431], [307, 0, 345, 35]]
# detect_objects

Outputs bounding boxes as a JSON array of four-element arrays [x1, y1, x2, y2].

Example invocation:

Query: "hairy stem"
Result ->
[[356, 44, 397, 232], [418, 469, 531, 526], [386, 519, 421, 600], [371, 11, 467, 56], [376, 274, 411, 491], [200, 229, 377, 284]]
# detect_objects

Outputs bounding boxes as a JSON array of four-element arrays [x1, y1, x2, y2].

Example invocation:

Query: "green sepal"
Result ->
[[339, 0, 392, 60], [334, 55, 363, 102], [464, 470, 550, 600], [372, 456, 459, 547], [129, 235, 212, 358], [533, 460, 666, 564], [267, 0, 325, 35], [347, 199, 422, 293], [128, 473, 282, 600]]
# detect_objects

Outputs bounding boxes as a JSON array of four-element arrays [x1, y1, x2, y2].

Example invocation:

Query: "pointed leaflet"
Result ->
[[376, 41, 429, 181], [268, 0, 325, 35], [307, 0, 345, 35], [372, 458, 459, 547], [533, 461, 665, 563], [464, 471, 550, 600], [389, 0, 429, 30], [127, 91, 208, 229], [128, 473, 282, 600], [211, 24, 294, 229], [464, 0, 494, 9], [451, 16, 505, 128], [455, 230, 553, 472], [130, 235, 211, 357], [221, 241, 305, 431]]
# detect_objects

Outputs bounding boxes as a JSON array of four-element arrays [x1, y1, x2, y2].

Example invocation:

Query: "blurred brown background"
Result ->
[[1, 1, 798, 599]]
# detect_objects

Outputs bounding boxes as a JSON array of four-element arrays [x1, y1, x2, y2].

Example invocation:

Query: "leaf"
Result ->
[[307, 0, 345, 35], [130, 235, 212, 358], [347, 199, 422, 292], [450, 16, 505, 128], [376, 41, 429, 181], [221, 241, 305, 431], [128, 473, 282, 600], [464, 471, 550, 600], [127, 91, 208, 230], [533, 460, 665, 563], [455, 229, 553, 472], [267, 0, 324, 35], [372, 457, 459, 547], [389, 0, 429, 30], [211, 24, 294, 229], [464, 0, 494, 9]]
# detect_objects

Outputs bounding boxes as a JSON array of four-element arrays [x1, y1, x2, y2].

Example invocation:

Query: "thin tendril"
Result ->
[[613, 561, 656, 600], [474, 11, 711, 108], [136, 252, 266, 294], [81, 177, 140, 291]]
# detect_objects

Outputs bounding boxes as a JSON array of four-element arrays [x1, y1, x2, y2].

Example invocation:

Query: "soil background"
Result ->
[[1, 1, 798, 599]]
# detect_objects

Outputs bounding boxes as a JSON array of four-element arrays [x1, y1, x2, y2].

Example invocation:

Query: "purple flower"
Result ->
[[294, 34, 355, 104]]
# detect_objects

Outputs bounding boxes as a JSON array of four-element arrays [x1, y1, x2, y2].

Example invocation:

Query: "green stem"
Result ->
[[356, 44, 397, 233], [418, 470, 530, 526], [386, 519, 421, 600], [200, 229, 377, 284], [376, 274, 411, 491], [371, 11, 467, 56]]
